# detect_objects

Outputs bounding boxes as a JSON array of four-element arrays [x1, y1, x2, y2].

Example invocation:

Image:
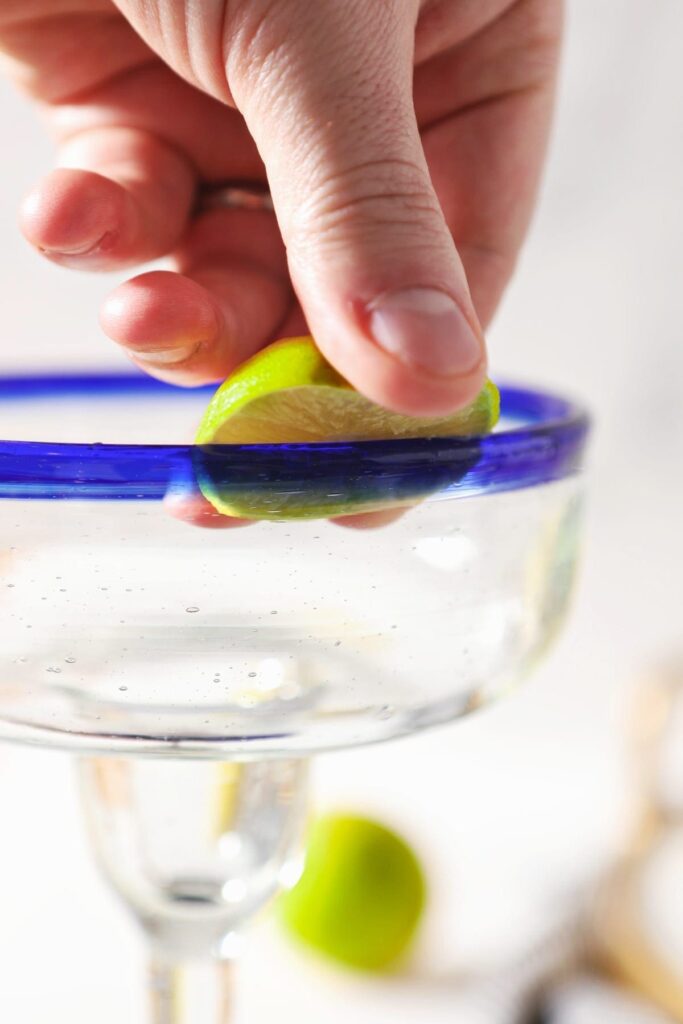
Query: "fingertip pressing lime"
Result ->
[[195, 335, 499, 520], [279, 813, 427, 972]]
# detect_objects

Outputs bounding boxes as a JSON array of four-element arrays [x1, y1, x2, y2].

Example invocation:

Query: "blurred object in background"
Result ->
[[453, 917, 586, 1024], [530, 975, 675, 1024], [595, 659, 683, 1020]]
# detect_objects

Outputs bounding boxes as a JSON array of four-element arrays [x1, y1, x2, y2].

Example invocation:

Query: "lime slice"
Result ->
[[197, 336, 498, 445], [194, 336, 499, 519], [279, 813, 426, 972]]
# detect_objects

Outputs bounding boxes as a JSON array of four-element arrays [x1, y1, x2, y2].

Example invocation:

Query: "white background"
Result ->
[[0, 1, 682, 1020]]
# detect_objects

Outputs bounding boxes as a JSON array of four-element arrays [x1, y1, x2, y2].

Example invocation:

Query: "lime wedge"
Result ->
[[194, 336, 499, 520], [279, 813, 426, 972], [196, 336, 498, 444]]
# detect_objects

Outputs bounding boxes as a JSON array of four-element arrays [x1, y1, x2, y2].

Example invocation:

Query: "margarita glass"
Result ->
[[0, 372, 589, 1022]]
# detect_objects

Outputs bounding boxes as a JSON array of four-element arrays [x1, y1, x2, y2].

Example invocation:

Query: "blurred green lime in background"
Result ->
[[279, 813, 427, 971]]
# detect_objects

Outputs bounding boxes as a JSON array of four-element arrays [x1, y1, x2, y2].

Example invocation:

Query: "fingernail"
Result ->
[[39, 231, 117, 258], [133, 342, 200, 367], [367, 288, 483, 376]]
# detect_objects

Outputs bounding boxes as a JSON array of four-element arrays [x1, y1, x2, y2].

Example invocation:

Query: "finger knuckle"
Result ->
[[292, 157, 446, 247]]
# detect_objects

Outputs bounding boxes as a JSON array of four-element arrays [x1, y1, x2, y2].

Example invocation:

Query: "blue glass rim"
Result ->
[[0, 371, 590, 502]]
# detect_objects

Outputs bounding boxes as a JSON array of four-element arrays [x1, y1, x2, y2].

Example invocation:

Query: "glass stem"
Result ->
[[149, 952, 233, 1024], [78, 755, 308, 1024]]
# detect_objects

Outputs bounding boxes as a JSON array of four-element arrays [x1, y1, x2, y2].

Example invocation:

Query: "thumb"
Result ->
[[226, 0, 487, 415]]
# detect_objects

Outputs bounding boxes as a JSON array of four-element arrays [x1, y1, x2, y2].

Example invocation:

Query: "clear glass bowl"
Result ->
[[0, 372, 590, 758]]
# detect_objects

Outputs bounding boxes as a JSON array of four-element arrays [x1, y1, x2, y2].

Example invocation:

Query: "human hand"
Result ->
[[4, 0, 561, 415]]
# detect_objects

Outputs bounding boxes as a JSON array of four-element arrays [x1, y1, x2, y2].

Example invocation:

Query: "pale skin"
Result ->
[[0, 0, 562, 524]]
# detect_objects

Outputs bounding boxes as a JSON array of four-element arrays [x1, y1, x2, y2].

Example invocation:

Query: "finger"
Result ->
[[226, 0, 487, 417], [276, 303, 308, 338], [415, 0, 562, 323], [415, 0, 561, 124], [20, 125, 195, 270], [420, 82, 558, 327], [423, 91, 554, 325], [414, 0, 512, 65], [101, 266, 288, 385], [331, 508, 408, 530], [165, 492, 252, 529], [48, 61, 263, 183], [101, 208, 292, 384]]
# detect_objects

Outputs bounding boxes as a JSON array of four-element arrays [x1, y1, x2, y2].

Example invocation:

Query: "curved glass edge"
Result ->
[[0, 689, 475, 758], [0, 372, 590, 501]]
